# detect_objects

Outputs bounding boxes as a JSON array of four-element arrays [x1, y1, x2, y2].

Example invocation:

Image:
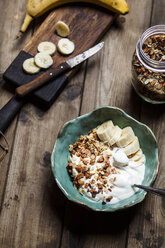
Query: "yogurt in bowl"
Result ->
[[67, 123, 145, 205]]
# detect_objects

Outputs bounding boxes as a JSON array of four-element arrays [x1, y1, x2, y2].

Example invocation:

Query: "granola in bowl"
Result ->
[[67, 122, 145, 205]]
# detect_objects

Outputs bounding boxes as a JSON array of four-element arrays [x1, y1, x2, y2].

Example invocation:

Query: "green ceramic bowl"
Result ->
[[51, 106, 159, 212]]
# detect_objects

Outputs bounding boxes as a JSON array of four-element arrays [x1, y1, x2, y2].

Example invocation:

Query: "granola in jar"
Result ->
[[132, 25, 165, 103]]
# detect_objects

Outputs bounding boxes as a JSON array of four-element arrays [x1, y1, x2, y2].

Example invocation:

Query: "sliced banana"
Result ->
[[34, 52, 53, 69], [116, 127, 135, 147], [124, 136, 140, 156], [113, 149, 129, 168], [57, 38, 75, 55], [129, 149, 143, 161], [108, 126, 122, 146], [55, 21, 70, 37], [23, 58, 40, 74], [96, 121, 114, 142], [135, 154, 145, 166], [37, 41, 56, 55]]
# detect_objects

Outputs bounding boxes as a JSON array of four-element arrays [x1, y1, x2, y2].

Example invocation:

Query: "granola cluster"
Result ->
[[143, 34, 165, 61], [67, 129, 119, 204]]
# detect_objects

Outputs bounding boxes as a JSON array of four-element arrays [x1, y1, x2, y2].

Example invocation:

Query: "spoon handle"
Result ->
[[134, 184, 165, 197]]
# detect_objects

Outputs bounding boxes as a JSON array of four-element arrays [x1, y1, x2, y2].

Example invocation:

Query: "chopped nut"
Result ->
[[84, 183, 88, 188], [76, 173, 84, 180], [69, 145, 73, 151], [78, 179, 84, 185], [106, 196, 113, 202], [90, 159, 95, 165], [98, 183, 103, 189], [97, 155, 104, 163], [81, 153, 87, 158], [79, 135, 84, 141], [76, 164, 83, 172], [83, 159, 88, 165], [68, 162, 73, 167]]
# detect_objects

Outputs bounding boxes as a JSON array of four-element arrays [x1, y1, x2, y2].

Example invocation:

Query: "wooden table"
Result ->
[[0, 0, 165, 247]]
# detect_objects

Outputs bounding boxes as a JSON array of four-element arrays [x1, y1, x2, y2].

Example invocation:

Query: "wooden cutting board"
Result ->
[[3, 3, 117, 107]]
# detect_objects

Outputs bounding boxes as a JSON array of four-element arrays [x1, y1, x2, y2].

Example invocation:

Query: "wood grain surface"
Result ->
[[0, 0, 165, 248]]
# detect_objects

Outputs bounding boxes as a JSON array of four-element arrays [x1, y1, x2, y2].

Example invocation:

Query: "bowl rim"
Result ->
[[51, 106, 159, 212]]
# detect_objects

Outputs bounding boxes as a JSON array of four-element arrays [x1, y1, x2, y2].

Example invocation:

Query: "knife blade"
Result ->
[[16, 42, 104, 97]]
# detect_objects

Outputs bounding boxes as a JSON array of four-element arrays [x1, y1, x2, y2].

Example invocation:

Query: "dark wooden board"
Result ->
[[3, 3, 116, 107]]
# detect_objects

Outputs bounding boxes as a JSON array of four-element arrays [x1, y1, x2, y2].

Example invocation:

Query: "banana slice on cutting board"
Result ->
[[57, 38, 75, 55], [116, 127, 135, 147], [108, 126, 122, 146], [124, 136, 140, 156], [55, 21, 70, 37], [37, 41, 56, 55], [129, 149, 143, 161], [23, 58, 40, 74], [96, 120, 114, 142], [34, 52, 53, 69]]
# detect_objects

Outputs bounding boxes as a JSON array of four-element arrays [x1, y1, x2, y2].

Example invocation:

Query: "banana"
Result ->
[[37, 41, 56, 55], [129, 149, 143, 161], [116, 127, 135, 147], [124, 137, 140, 156], [57, 38, 75, 55], [19, 0, 129, 34], [113, 149, 129, 167], [96, 120, 114, 142], [108, 125, 122, 146], [55, 21, 70, 37], [135, 154, 145, 166], [34, 52, 53, 68], [23, 58, 40, 74]]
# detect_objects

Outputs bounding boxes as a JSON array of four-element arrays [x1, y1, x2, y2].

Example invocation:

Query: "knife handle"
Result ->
[[0, 95, 26, 133], [16, 62, 70, 97]]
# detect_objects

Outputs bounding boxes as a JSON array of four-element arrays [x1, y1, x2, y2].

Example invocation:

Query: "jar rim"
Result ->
[[136, 25, 165, 73]]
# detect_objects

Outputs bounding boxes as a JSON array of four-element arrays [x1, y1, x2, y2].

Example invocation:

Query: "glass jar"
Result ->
[[132, 25, 165, 104]]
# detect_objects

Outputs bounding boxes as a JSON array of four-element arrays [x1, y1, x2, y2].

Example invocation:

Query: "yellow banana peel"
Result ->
[[20, 0, 129, 34]]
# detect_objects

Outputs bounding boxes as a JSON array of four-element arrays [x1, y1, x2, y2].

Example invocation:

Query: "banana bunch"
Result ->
[[96, 121, 145, 165], [19, 0, 129, 34]]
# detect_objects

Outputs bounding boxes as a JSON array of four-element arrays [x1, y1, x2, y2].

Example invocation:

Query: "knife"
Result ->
[[16, 42, 104, 97]]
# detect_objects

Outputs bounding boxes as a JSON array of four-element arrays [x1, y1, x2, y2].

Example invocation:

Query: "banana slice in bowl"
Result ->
[[96, 120, 114, 142], [108, 126, 122, 146], [135, 154, 146, 166], [116, 127, 135, 147], [124, 136, 140, 156], [129, 149, 143, 161]]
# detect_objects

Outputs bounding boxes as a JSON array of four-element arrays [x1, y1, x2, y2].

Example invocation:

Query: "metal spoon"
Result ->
[[134, 184, 165, 197]]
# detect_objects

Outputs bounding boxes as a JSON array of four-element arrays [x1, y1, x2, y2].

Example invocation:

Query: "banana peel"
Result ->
[[19, 0, 129, 36]]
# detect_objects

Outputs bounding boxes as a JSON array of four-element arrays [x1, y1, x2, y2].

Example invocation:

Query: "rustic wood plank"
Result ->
[[0, 0, 31, 208], [60, 1, 152, 248], [0, 61, 86, 247], [127, 0, 165, 247]]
